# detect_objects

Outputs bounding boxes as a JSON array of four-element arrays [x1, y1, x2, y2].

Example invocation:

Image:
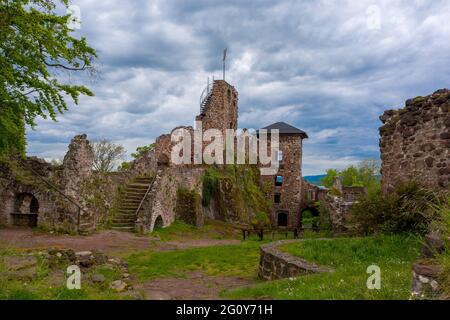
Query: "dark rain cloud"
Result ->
[[27, 0, 450, 174]]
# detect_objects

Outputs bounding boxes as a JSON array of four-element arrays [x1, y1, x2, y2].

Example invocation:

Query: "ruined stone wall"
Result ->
[[261, 134, 304, 228], [126, 149, 157, 180], [61, 134, 94, 206], [136, 166, 205, 233], [380, 89, 450, 192], [0, 157, 78, 232], [259, 240, 332, 281], [314, 177, 365, 232]]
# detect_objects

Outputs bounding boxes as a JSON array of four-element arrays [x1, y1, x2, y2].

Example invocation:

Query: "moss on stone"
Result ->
[[201, 165, 271, 227]]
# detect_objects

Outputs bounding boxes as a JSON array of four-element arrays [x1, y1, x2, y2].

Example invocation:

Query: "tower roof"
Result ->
[[261, 122, 308, 138]]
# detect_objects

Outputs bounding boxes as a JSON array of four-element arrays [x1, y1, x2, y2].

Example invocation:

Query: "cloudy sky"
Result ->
[[26, 0, 450, 175]]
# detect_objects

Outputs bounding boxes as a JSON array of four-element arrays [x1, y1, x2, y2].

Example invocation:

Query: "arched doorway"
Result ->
[[301, 207, 320, 231], [277, 211, 288, 227], [154, 215, 164, 230], [12, 193, 39, 227]]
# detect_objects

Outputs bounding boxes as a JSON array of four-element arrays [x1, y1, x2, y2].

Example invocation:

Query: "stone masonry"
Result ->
[[259, 240, 332, 281], [380, 89, 450, 192], [260, 124, 308, 229]]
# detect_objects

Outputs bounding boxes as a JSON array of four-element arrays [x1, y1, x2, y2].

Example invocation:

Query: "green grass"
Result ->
[[0, 249, 132, 300], [151, 220, 240, 241], [224, 234, 422, 300], [127, 241, 262, 280]]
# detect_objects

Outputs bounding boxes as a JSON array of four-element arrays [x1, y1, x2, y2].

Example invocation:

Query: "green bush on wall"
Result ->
[[201, 165, 271, 227], [350, 181, 448, 235]]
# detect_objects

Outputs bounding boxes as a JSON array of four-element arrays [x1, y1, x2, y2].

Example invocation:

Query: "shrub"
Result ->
[[316, 201, 332, 231], [350, 181, 447, 235]]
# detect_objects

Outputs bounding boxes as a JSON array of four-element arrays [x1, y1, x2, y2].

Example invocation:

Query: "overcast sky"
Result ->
[[26, 0, 450, 175]]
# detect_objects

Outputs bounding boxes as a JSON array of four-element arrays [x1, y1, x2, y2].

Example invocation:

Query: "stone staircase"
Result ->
[[111, 177, 154, 232]]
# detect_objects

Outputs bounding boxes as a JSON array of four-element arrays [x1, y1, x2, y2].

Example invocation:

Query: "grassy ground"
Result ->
[[0, 249, 131, 300], [127, 241, 262, 280], [150, 220, 240, 241], [0, 225, 424, 300], [224, 234, 422, 300]]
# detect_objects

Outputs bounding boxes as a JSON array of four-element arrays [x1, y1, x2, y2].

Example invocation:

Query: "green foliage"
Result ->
[[151, 220, 240, 241], [316, 201, 332, 231], [437, 249, 450, 299], [0, 105, 26, 155], [120, 143, 156, 170], [320, 159, 381, 195], [351, 182, 447, 235], [301, 210, 318, 228], [175, 187, 201, 225], [202, 170, 220, 207], [226, 235, 422, 300], [131, 143, 156, 159], [0, 0, 97, 156], [320, 169, 338, 188], [201, 165, 271, 227]]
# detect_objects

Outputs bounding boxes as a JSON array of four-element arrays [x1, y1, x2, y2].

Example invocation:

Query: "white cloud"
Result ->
[[26, 0, 450, 175]]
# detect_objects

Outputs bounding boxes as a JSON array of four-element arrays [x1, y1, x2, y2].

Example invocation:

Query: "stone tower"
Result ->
[[196, 80, 239, 135], [259, 122, 308, 228]]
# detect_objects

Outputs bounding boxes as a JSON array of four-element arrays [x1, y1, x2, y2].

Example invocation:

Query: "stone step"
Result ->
[[126, 184, 150, 189], [122, 198, 142, 204], [111, 226, 135, 231], [117, 206, 140, 210], [134, 178, 153, 183], [114, 217, 136, 223], [114, 210, 137, 215], [123, 190, 148, 196]]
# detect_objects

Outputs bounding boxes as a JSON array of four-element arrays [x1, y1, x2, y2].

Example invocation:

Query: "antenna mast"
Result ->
[[223, 48, 227, 81]]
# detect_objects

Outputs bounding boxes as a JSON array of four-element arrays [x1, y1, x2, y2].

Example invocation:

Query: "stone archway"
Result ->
[[153, 215, 164, 230], [11, 193, 39, 227], [300, 206, 320, 231]]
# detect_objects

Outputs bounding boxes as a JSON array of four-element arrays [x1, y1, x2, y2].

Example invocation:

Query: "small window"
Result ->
[[274, 194, 281, 203], [275, 176, 283, 186], [277, 150, 283, 162]]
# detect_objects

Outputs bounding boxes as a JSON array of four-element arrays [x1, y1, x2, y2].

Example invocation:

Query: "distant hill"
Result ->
[[304, 174, 381, 186], [303, 174, 326, 186]]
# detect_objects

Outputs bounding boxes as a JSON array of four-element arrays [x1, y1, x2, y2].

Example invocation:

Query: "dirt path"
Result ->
[[0, 228, 241, 254], [140, 271, 252, 300]]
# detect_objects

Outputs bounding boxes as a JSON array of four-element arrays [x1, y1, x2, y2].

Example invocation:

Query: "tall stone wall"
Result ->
[[135, 166, 205, 233], [380, 89, 450, 192], [61, 134, 94, 204]]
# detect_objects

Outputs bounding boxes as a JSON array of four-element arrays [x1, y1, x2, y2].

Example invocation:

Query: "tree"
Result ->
[[92, 139, 126, 173], [131, 143, 156, 159], [320, 158, 381, 193], [0, 0, 97, 156], [320, 169, 339, 188], [119, 143, 156, 170]]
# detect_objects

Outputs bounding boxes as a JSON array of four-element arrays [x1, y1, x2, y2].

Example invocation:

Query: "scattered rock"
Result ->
[[92, 274, 106, 283], [110, 280, 128, 292], [3, 256, 37, 271]]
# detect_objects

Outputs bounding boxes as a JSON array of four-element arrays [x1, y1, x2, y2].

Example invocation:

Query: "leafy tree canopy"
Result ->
[[0, 0, 97, 156], [320, 159, 381, 195]]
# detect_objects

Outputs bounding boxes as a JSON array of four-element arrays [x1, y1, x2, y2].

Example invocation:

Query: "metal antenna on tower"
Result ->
[[223, 48, 227, 81]]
